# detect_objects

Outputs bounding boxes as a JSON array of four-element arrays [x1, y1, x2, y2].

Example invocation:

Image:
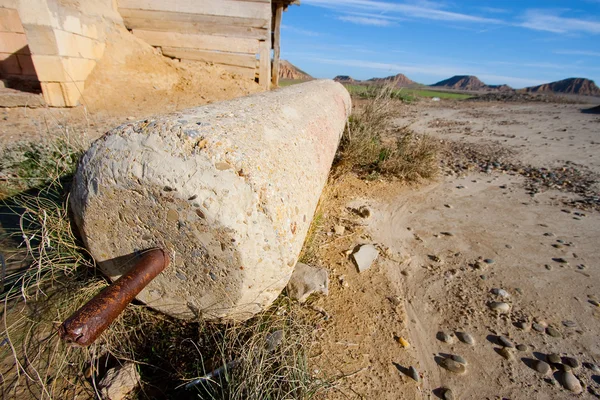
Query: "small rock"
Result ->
[[491, 288, 510, 298], [441, 387, 455, 400], [516, 344, 527, 352], [532, 323, 545, 332], [558, 371, 583, 394], [287, 263, 329, 303], [544, 232, 555, 237], [498, 347, 514, 360], [440, 358, 467, 374], [563, 357, 580, 369], [552, 257, 568, 264], [532, 360, 552, 376], [589, 299, 600, 307], [545, 264, 552, 270], [584, 363, 600, 373], [546, 326, 561, 338], [397, 337, 410, 348], [450, 354, 467, 365], [334, 225, 345, 236], [488, 302, 511, 313], [556, 363, 572, 372], [498, 336, 515, 348], [408, 366, 420, 382], [547, 353, 561, 364], [457, 332, 475, 345], [338, 275, 349, 288], [98, 363, 140, 400], [436, 331, 454, 344], [357, 206, 371, 218], [441, 231, 454, 237], [516, 321, 531, 332], [483, 258, 495, 264], [352, 244, 379, 272]]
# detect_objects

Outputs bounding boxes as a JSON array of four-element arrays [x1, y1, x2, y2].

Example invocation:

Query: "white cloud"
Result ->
[[337, 15, 395, 26], [554, 50, 600, 57], [302, 0, 503, 24], [519, 10, 600, 34], [281, 24, 321, 37]]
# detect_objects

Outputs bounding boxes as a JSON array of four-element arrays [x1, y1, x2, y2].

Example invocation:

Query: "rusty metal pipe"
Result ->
[[59, 248, 169, 347]]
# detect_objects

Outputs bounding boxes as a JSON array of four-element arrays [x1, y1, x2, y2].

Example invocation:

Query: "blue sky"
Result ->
[[280, 0, 600, 88]]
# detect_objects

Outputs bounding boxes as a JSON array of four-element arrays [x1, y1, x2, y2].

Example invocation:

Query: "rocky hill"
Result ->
[[523, 78, 600, 96], [334, 75, 358, 83], [367, 73, 415, 86], [431, 75, 487, 90], [278, 60, 312, 80]]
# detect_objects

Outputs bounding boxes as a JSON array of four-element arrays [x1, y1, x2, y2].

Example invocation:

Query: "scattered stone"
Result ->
[[441, 231, 454, 237], [444, 204, 452, 208], [488, 302, 511, 313], [334, 225, 345, 236], [491, 288, 510, 298], [556, 364, 572, 372], [558, 371, 583, 394], [552, 257, 568, 264], [544, 232, 555, 237], [498, 336, 515, 348], [547, 353, 562, 364], [483, 258, 494, 264], [516, 344, 527, 352], [450, 354, 467, 366], [397, 337, 410, 348], [357, 206, 371, 218], [437, 331, 454, 344], [563, 357, 580, 369], [287, 262, 329, 303], [498, 347, 514, 360], [338, 275, 349, 288], [407, 366, 420, 382], [584, 363, 600, 373], [98, 363, 140, 400], [532, 360, 552, 376], [546, 326, 562, 338], [352, 244, 379, 272], [440, 358, 467, 374], [457, 332, 475, 345], [589, 299, 600, 307], [516, 322, 531, 332], [441, 387, 455, 400], [545, 264, 552, 271], [388, 295, 401, 306]]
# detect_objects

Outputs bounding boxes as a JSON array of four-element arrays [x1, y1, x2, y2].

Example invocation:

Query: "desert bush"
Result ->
[[337, 85, 439, 181]]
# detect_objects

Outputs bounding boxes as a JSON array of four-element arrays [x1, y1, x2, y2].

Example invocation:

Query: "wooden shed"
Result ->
[[117, 0, 300, 89]]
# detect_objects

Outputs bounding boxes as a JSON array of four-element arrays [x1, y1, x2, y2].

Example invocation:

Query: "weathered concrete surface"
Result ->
[[70, 80, 351, 321]]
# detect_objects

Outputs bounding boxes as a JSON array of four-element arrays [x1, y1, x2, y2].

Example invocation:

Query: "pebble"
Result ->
[[533, 360, 552, 376], [552, 257, 568, 264], [558, 371, 583, 394], [545, 264, 552, 270], [408, 366, 420, 382], [589, 300, 600, 307], [491, 288, 510, 298], [516, 344, 527, 352], [450, 354, 467, 366], [457, 332, 475, 345], [544, 232, 555, 237], [563, 357, 580, 369], [584, 363, 600, 373], [556, 364, 572, 372], [483, 259, 494, 264], [516, 322, 531, 332], [532, 323, 545, 332], [440, 358, 467, 374], [334, 225, 346, 236], [547, 353, 561, 364], [498, 347, 514, 360], [437, 331, 454, 344], [488, 302, 511, 313], [546, 327, 561, 338], [442, 388, 455, 400], [397, 337, 410, 348], [498, 336, 515, 348]]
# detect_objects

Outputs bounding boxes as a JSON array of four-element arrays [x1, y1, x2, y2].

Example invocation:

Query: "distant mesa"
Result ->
[[278, 60, 312, 80], [334, 75, 358, 83], [367, 73, 415, 87], [433, 75, 483, 90], [523, 78, 600, 97]]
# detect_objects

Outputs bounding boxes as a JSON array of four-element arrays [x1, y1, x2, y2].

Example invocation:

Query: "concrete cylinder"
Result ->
[[70, 80, 351, 321]]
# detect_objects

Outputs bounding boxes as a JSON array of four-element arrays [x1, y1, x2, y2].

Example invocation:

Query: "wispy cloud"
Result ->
[[337, 15, 395, 26], [281, 24, 321, 37], [478, 7, 510, 14], [554, 49, 600, 57], [519, 9, 600, 34], [302, 0, 503, 24]]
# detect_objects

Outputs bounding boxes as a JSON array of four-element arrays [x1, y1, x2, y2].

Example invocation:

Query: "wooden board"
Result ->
[[258, 39, 270, 90], [119, 8, 269, 29], [162, 47, 257, 69], [132, 29, 259, 54], [122, 15, 268, 40], [118, 0, 270, 20], [271, 5, 283, 86]]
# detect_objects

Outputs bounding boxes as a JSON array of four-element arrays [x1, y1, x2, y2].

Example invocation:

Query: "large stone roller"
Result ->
[[70, 80, 351, 321]]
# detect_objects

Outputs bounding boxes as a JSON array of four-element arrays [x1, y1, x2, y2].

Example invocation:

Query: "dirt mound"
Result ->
[[82, 25, 261, 118], [334, 75, 358, 83], [368, 73, 415, 86], [524, 78, 600, 96], [278, 60, 312, 80], [431, 75, 487, 90]]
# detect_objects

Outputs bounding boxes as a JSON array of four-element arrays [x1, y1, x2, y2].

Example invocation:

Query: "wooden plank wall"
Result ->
[[118, 0, 272, 88]]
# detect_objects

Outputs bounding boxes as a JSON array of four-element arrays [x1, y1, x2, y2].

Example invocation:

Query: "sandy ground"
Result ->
[[310, 99, 600, 399]]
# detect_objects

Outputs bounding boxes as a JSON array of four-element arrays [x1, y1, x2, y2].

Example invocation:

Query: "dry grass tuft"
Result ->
[[337, 84, 439, 181]]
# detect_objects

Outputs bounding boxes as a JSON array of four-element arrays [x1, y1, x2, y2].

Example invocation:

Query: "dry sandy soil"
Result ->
[[309, 99, 600, 399]]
